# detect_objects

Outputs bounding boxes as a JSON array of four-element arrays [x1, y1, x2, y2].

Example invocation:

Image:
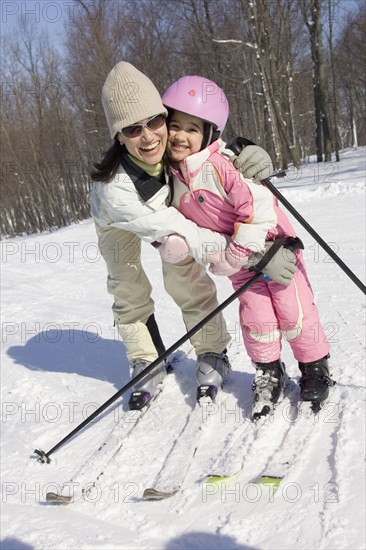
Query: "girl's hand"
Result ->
[[231, 145, 273, 180]]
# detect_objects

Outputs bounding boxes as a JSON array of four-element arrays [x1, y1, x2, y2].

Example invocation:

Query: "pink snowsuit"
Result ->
[[170, 140, 330, 364]]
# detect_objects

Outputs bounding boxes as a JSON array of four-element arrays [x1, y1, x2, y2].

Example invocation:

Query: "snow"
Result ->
[[1, 148, 365, 550]]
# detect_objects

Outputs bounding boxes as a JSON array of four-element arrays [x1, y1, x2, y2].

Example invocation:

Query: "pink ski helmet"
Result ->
[[162, 75, 229, 135]]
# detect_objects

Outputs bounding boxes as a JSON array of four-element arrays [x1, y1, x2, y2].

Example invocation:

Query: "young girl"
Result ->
[[160, 75, 334, 415]]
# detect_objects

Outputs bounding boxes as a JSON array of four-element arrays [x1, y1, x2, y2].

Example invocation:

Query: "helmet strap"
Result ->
[[206, 125, 214, 146], [211, 129, 220, 143], [202, 124, 220, 149]]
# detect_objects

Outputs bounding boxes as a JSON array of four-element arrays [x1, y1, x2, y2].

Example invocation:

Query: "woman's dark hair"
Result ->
[[91, 138, 125, 183]]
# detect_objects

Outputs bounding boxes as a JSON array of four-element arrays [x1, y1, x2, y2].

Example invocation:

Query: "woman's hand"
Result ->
[[159, 234, 189, 263]]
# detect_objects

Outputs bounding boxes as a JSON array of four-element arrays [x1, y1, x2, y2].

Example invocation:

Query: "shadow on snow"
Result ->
[[7, 329, 128, 389]]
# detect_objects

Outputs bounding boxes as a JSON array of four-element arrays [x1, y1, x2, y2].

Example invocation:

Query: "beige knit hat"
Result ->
[[102, 61, 168, 139]]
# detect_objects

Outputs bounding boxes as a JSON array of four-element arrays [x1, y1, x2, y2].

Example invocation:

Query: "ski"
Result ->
[[45, 352, 188, 504], [205, 386, 338, 489], [254, 395, 340, 493], [143, 390, 227, 501], [203, 413, 273, 483], [203, 379, 297, 482], [254, 402, 316, 489], [46, 492, 75, 504], [142, 403, 203, 500], [46, 385, 165, 503]]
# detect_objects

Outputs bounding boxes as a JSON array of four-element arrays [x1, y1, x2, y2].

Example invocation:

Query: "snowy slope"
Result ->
[[1, 148, 365, 550]]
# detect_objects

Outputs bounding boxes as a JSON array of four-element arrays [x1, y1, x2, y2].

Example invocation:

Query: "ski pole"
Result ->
[[34, 272, 260, 463], [34, 236, 302, 463], [228, 137, 366, 295]]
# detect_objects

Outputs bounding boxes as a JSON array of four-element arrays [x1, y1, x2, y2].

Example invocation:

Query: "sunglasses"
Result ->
[[121, 114, 166, 138]]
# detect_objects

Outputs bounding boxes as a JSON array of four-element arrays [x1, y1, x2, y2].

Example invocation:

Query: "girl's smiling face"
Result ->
[[166, 111, 205, 165]]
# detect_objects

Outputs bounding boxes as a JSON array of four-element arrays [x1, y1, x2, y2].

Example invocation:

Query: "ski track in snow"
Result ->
[[1, 148, 365, 550]]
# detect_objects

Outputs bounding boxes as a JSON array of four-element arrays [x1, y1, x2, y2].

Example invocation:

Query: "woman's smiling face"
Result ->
[[118, 115, 168, 165]]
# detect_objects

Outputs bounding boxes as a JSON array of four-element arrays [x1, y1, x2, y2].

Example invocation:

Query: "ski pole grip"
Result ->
[[249, 236, 303, 275], [226, 137, 256, 156], [283, 236, 304, 253]]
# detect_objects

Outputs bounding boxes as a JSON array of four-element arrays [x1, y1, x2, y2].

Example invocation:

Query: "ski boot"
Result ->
[[128, 359, 167, 410], [252, 359, 286, 421], [196, 351, 231, 402], [299, 355, 335, 413]]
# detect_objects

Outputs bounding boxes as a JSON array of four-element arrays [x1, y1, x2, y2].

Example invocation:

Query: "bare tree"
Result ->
[[326, 0, 341, 161], [1, 0, 365, 236], [299, 0, 333, 162], [336, 5, 366, 148], [1, 20, 90, 236]]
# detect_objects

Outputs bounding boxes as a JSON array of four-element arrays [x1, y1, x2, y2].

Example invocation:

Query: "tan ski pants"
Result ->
[[96, 224, 230, 363]]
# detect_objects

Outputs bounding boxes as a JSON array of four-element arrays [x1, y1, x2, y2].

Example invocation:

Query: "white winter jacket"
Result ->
[[89, 152, 228, 264]]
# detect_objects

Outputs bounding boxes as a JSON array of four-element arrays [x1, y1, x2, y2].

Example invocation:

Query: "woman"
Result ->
[[89, 61, 274, 410]]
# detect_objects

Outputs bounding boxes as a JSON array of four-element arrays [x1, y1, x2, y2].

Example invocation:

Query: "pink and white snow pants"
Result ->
[[230, 253, 330, 364]]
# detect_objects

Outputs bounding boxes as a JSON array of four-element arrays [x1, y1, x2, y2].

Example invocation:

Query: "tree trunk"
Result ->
[[300, 0, 333, 162], [248, 0, 282, 167], [328, 0, 340, 161]]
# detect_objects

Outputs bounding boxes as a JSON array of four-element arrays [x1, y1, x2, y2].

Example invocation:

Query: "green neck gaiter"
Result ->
[[128, 154, 164, 179]]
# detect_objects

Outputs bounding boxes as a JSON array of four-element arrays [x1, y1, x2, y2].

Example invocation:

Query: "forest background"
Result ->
[[1, 0, 365, 236]]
